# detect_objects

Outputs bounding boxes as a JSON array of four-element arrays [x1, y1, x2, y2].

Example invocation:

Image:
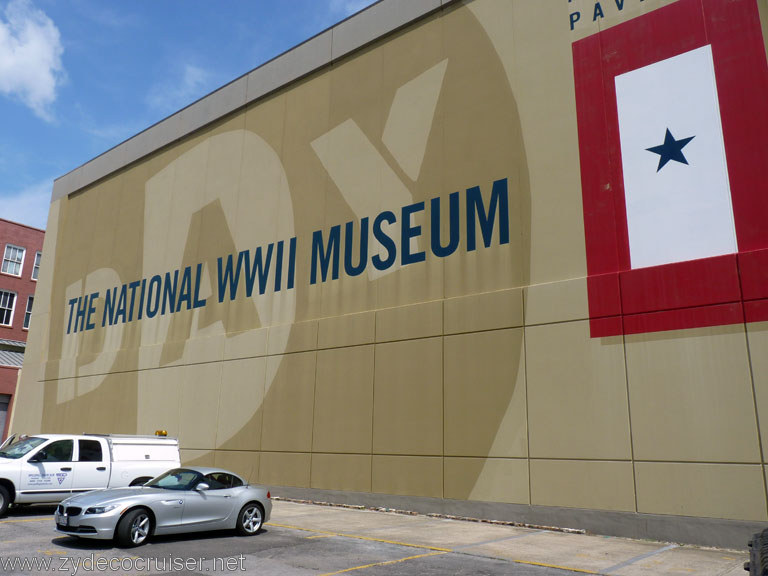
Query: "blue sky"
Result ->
[[0, 0, 376, 230]]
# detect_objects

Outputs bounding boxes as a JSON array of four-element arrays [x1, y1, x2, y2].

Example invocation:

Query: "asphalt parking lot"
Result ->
[[0, 499, 748, 575]]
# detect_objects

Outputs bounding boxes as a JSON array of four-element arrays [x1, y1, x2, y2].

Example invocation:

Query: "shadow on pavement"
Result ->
[[6, 504, 57, 518]]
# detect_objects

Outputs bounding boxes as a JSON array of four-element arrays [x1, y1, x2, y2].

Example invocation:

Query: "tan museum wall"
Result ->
[[12, 0, 768, 527]]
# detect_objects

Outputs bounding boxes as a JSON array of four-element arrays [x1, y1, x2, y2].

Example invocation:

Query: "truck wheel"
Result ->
[[115, 508, 152, 547], [0, 486, 9, 517]]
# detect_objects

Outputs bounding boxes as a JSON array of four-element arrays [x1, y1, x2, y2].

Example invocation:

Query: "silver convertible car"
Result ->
[[54, 467, 271, 547]]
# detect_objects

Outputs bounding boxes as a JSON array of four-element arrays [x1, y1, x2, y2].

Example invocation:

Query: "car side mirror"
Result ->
[[195, 482, 209, 491]]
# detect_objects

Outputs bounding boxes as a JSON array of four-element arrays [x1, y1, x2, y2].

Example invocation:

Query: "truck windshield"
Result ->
[[0, 436, 47, 460]]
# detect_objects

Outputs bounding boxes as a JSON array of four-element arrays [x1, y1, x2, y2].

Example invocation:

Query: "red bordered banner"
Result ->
[[572, 0, 768, 337]]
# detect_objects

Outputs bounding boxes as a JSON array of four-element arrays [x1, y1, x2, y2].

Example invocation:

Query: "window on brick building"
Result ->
[[2, 244, 25, 276], [24, 296, 33, 329], [31, 251, 41, 280], [0, 290, 16, 326]]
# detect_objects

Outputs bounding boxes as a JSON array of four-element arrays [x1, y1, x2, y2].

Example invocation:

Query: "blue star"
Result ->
[[646, 128, 695, 172]]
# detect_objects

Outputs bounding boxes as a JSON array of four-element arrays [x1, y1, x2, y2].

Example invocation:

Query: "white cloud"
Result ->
[[0, 179, 51, 230], [146, 63, 214, 115], [0, 0, 64, 121]]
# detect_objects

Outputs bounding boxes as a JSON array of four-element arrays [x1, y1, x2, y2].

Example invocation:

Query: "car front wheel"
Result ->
[[116, 508, 152, 547], [236, 503, 263, 536]]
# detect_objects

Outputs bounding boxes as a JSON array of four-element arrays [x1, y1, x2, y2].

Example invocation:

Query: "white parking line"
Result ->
[[603, 543, 679, 573]]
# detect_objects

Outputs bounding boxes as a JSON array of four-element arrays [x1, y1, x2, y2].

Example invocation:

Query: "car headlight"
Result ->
[[84, 505, 119, 515]]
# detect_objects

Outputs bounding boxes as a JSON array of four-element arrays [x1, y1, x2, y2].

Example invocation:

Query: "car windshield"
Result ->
[[144, 468, 203, 491], [0, 436, 47, 460]]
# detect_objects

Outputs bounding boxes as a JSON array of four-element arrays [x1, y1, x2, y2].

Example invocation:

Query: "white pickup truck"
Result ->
[[0, 433, 180, 516]]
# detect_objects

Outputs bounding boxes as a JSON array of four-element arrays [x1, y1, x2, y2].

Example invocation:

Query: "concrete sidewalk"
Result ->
[[268, 499, 747, 575]]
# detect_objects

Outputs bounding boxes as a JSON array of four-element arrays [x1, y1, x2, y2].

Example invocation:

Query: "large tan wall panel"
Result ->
[[312, 346, 374, 455], [444, 457, 529, 504], [530, 460, 636, 512], [635, 462, 767, 521], [13, 0, 768, 545], [444, 329, 527, 458], [526, 321, 631, 461], [373, 338, 443, 456], [626, 326, 761, 463], [748, 323, 768, 463]]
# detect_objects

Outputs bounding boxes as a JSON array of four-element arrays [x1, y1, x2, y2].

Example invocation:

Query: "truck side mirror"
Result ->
[[28, 451, 44, 463]]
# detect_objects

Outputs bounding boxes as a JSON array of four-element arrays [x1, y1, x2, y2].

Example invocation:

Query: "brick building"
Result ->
[[0, 218, 44, 440]]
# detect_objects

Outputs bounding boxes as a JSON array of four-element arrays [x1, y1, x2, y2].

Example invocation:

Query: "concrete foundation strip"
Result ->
[[272, 496, 586, 534]]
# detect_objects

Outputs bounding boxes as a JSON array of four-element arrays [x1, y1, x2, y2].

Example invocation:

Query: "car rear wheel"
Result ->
[[0, 486, 9, 517], [236, 502, 263, 536], [116, 508, 152, 547]]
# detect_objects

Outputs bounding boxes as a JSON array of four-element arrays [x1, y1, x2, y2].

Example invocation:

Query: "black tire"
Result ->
[[235, 502, 263, 536], [0, 485, 9, 517], [747, 528, 768, 576], [129, 477, 151, 487], [115, 508, 152, 547], [760, 529, 768, 576]]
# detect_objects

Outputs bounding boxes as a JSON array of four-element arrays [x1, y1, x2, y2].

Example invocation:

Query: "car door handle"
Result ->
[[60, 467, 72, 472], [96, 467, 106, 471], [224, 495, 232, 498]]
